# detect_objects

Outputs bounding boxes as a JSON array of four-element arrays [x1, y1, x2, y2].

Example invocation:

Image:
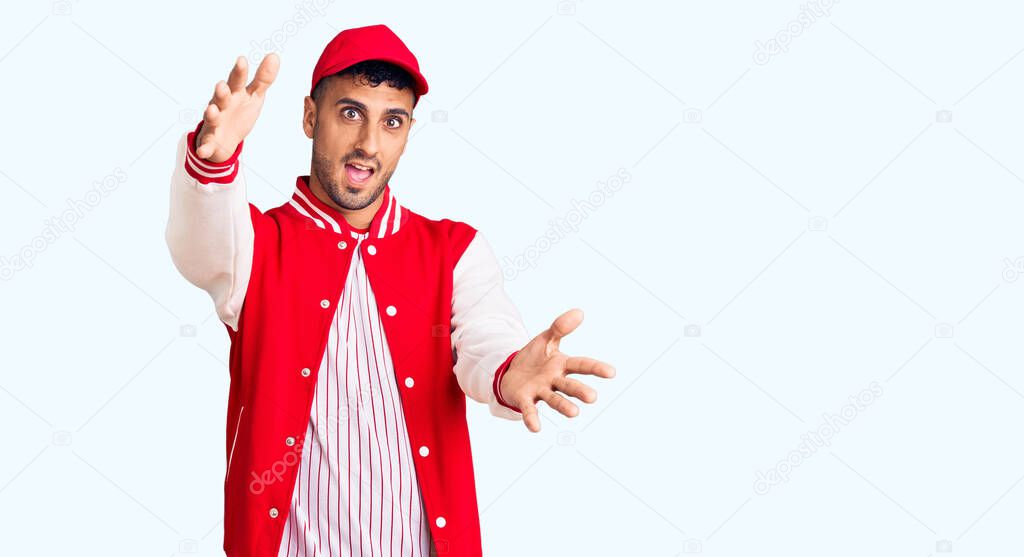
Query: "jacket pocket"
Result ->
[[227, 405, 244, 476]]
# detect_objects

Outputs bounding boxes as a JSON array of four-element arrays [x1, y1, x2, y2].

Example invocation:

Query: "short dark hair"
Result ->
[[311, 59, 418, 106]]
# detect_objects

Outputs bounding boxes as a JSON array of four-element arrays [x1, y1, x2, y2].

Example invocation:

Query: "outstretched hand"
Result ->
[[499, 308, 616, 432], [194, 53, 280, 163]]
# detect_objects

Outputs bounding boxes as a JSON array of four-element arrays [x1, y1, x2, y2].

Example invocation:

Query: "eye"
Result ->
[[342, 107, 360, 120], [385, 117, 402, 129]]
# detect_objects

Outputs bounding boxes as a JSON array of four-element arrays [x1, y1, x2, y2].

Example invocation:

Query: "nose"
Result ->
[[355, 123, 381, 163]]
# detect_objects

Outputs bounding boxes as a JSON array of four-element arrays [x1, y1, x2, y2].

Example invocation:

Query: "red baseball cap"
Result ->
[[310, 24, 429, 106]]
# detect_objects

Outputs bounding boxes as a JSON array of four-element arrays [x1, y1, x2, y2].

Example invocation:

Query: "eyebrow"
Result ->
[[335, 97, 410, 119]]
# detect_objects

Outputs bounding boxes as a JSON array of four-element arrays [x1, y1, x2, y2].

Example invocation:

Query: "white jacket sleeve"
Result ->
[[451, 231, 531, 420], [165, 123, 254, 332]]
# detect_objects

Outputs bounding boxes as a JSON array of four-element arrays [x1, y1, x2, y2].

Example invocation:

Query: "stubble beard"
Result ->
[[311, 142, 393, 211]]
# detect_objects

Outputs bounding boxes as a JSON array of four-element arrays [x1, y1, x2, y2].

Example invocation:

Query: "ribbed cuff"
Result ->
[[493, 350, 521, 413], [184, 119, 243, 184]]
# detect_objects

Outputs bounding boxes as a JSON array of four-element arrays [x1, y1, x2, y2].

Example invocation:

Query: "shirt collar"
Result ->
[[289, 175, 407, 239]]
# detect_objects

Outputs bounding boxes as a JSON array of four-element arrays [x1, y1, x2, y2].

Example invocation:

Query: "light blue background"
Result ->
[[1, 0, 1023, 555]]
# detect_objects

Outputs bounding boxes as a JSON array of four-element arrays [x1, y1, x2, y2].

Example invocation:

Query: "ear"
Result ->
[[302, 96, 316, 139]]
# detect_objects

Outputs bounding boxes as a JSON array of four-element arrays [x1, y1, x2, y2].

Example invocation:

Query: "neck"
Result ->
[[308, 173, 381, 231]]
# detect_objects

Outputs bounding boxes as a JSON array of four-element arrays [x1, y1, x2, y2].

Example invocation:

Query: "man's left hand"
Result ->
[[499, 308, 616, 432]]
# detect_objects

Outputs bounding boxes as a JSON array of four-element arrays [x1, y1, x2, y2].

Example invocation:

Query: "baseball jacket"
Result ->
[[165, 121, 528, 556]]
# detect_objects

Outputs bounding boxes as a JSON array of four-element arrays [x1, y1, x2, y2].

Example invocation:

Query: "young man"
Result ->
[[166, 24, 615, 556]]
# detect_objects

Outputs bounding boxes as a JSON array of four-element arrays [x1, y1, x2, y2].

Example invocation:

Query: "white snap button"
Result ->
[[285, 436, 295, 446], [337, 240, 347, 249], [405, 377, 414, 388], [320, 299, 330, 309], [385, 305, 397, 316], [419, 445, 429, 457], [301, 367, 311, 377], [367, 245, 377, 255], [435, 516, 446, 528], [269, 507, 279, 518]]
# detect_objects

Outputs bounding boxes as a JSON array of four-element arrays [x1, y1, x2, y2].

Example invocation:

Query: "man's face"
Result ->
[[303, 73, 416, 211]]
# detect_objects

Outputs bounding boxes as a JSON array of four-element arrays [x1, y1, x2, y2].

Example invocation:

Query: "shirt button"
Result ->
[[269, 507, 279, 518], [337, 240, 347, 250], [404, 377, 414, 388], [366, 244, 377, 255], [419, 445, 429, 457], [435, 516, 446, 528], [301, 367, 311, 377], [285, 436, 296, 447], [320, 299, 330, 309], [385, 305, 397, 316]]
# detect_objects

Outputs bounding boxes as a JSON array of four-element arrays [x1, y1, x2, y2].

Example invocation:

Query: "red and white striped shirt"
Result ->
[[277, 199, 433, 556]]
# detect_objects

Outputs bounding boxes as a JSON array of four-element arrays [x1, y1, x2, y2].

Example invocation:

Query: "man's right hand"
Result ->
[[194, 53, 280, 163]]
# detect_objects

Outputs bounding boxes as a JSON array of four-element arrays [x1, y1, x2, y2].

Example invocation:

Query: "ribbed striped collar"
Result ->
[[289, 175, 408, 239]]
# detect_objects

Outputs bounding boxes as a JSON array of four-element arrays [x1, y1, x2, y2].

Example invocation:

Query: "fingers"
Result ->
[[227, 56, 248, 92], [519, 400, 542, 433], [517, 379, 595, 432], [544, 308, 584, 350], [246, 52, 280, 96], [195, 133, 219, 160], [196, 103, 222, 159], [564, 356, 616, 379], [195, 139, 212, 160], [213, 80, 231, 108], [203, 102, 221, 125], [541, 389, 579, 418], [552, 376, 598, 404]]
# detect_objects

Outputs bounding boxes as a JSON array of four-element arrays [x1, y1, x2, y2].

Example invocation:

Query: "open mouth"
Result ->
[[344, 162, 375, 185]]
